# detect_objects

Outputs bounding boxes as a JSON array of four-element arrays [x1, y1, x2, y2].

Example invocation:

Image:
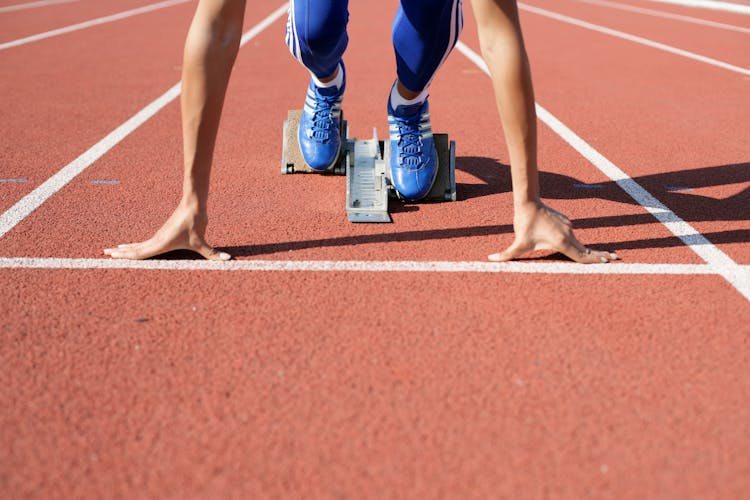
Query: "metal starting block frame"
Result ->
[[281, 109, 456, 222]]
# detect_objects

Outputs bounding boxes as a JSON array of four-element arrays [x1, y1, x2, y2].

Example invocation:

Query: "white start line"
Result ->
[[0, 257, 730, 276]]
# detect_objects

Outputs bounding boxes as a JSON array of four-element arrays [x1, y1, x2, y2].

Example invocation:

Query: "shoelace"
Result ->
[[310, 93, 340, 143], [394, 114, 423, 168]]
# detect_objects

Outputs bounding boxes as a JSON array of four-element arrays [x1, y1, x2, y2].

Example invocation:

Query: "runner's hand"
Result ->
[[103, 205, 230, 261], [489, 202, 618, 264]]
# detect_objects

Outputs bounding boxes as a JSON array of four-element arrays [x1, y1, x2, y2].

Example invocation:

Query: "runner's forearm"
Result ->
[[472, 0, 540, 209], [180, 0, 246, 212]]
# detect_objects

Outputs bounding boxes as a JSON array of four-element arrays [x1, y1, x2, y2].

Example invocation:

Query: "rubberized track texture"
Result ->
[[1, 0, 749, 498]]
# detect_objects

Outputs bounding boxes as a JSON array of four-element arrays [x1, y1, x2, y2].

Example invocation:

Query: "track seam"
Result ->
[[455, 41, 749, 301]]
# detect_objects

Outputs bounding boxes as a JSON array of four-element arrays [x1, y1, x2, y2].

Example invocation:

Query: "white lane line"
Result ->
[[518, 2, 750, 76], [455, 41, 750, 301], [0, 257, 719, 275], [0, 84, 179, 237], [640, 0, 750, 15], [0, 0, 77, 14], [576, 0, 750, 33], [0, 3, 289, 239], [0, 0, 192, 51]]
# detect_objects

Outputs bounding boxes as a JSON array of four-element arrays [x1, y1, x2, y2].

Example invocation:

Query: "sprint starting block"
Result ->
[[281, 109, 456, 222]]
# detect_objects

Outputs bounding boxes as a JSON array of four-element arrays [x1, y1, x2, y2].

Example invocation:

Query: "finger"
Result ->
[[108, 241, 163, 260], [548, 232, 595, 264], [103, 242, 142, 254], [197, 241, 231, 261], [117, 242, 145, 249], [488, 239, 530, 262], [106, 246, 140, 260], [104, 243, 137, 255], [561, 242, 602, 264], [560, 241, 617, 264]]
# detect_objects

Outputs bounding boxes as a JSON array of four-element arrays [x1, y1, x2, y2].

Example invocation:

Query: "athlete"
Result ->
[[288, 0, 463, 200], [105, 0, 615, 263]]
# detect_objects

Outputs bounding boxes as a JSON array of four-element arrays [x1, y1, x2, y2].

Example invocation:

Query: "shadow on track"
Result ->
[[224, 224, 514, 258], [153, 158, 748, 259], [458, 157, 750, 224]]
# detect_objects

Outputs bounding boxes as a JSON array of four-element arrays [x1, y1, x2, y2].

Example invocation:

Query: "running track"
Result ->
[[1, 0, 749, 497]]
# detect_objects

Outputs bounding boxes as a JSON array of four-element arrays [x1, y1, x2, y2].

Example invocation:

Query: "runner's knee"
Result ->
[[286, 1, 349, 78]]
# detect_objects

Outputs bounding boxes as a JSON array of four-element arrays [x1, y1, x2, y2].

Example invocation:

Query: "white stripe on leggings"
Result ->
[[425, 0, 463, 89], [285, 0, 303, 63]]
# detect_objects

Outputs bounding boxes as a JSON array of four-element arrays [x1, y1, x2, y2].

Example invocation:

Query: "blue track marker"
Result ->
[[0, 179, 28, 183], [572, 183, 603, 189], [665, 186, 693, 191], [90, 180, 120, 185]]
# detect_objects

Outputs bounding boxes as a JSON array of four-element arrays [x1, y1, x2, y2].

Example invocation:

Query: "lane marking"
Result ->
[[0, 179, 28, 183], [90, 180, 120, 185], [576, 0, 750, 33], [518, 2, 750, 76], [0, 0, 192, 51], [639, 0, 750, 15], [0, 257, 720, 275], [0, 3, 289, 239], [0, 84, 181, 237], [0, 0, 77, 14], [455, 41, 750, 301]]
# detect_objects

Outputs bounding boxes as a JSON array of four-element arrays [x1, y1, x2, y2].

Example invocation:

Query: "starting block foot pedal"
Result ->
[[428, 134, 457, 202], [346, 132, 456, 222], [346, 129, 390, 223], [281, 109, 348, 175]]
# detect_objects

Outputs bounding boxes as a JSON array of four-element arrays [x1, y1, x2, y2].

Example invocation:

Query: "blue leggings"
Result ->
[[286, 0, 463, 92]]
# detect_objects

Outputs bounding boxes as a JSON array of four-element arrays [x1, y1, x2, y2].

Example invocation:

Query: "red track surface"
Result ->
[[2, 0, 749, 497], [0, 0, 169, 42]]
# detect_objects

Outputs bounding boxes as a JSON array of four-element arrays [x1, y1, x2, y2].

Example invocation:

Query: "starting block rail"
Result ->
[[345, 129, 389, 222], [282, 109, 456, 222]]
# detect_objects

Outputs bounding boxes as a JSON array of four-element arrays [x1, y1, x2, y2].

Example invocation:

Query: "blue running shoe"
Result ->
[[387, 97, 438, 200], [298, 63, 345, 171]]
